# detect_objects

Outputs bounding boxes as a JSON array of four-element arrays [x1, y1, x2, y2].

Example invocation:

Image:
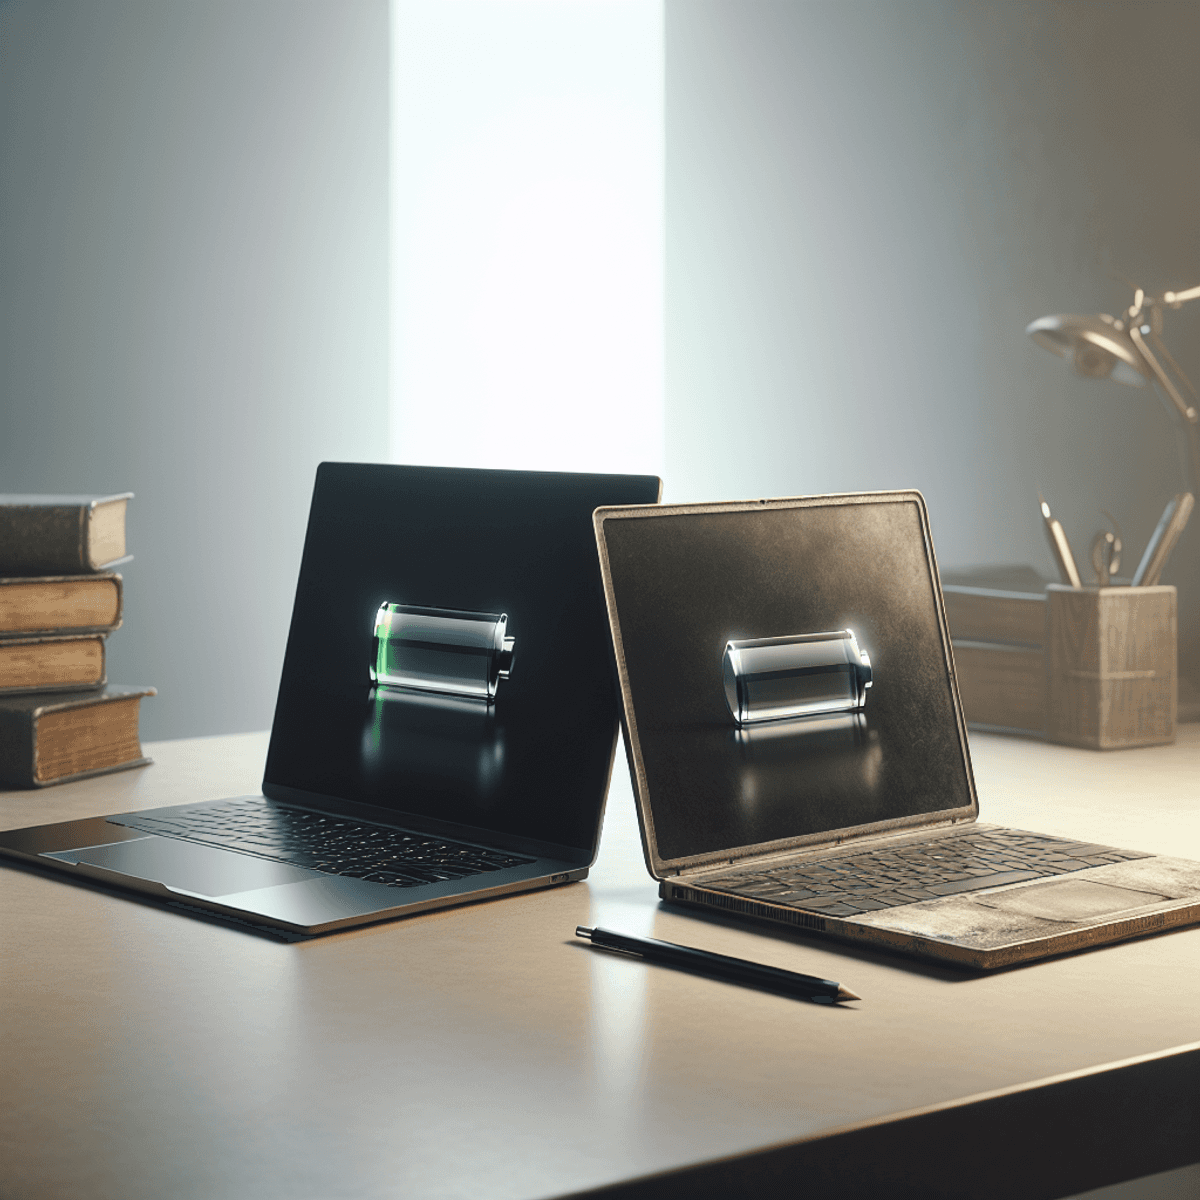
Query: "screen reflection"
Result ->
[[732, 712, 881, 813], [362, 688, 506, 805]]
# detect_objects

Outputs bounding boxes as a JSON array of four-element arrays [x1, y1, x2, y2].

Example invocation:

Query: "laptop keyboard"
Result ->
[[114, 799, 535, 887], [702, 828, 1152, 917]]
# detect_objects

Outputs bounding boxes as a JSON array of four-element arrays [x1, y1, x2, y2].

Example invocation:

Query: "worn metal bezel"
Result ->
[[594, 490, 980, 882]]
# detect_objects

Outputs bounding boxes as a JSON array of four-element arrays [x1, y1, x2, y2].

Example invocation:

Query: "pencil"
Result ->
[[1039, 493, 1082, 588]]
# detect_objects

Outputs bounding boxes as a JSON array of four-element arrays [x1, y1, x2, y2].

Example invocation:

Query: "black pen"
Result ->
[[575, 926, 860, 1004]]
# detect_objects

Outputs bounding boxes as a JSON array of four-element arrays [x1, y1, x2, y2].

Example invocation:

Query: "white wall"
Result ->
[[390, 0, 663, 477], [0, 0, 390, 740], [665, 0, 1200, 672]]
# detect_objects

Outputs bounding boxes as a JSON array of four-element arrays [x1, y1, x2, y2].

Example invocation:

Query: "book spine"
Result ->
[[0, 505, 88, 575], [0, 704, 37, 788]]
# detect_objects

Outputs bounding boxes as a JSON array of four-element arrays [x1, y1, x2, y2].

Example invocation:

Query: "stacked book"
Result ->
[[0, 495, 155, 787], [941, 565, 1048, 735]]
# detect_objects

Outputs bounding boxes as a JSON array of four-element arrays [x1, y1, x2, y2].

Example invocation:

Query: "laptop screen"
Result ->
[[598, 493, 976, 868], [264, 463, 660, 856]]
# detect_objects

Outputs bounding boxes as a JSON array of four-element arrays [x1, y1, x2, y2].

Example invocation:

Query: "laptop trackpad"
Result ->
[[977, 878, 1169, 922], [46, 836, 317, 898]]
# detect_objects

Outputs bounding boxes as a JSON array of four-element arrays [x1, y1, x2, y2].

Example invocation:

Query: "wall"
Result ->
[[6, 0, 1199, 736], [0, 0, 390, 740], [665, 0, 1200, 672], [390, 0, 663, 478]]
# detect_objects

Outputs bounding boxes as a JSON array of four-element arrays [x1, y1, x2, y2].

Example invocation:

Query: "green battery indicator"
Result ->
[[370, 603, 515, 702]]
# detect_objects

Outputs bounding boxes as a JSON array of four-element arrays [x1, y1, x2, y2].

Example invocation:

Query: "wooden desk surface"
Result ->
[[2, 729, 1198, 1200]]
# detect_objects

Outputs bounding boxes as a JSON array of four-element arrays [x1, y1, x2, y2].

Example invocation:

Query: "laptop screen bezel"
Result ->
[[594, 491, 980, 880]]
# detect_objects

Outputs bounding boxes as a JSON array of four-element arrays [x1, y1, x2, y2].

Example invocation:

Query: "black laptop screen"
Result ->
[[600, 495, 975, 865], [264, 463, 659, 856]]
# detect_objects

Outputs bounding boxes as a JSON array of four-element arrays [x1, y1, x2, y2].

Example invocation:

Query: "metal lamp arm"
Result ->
[[1129, 323, 1200, 493], [1148, 329, 1197, 403], [1163, 284, 1200, 308], [1189, 421, 1200, 501], [1129, 324, 1197, 422]]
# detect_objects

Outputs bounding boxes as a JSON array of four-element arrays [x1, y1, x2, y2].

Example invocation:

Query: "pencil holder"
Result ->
[[1045, 584, 1176, 749]]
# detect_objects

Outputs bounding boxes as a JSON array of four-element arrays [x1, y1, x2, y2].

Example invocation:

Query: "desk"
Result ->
[[2, 729, 1197, 1200]]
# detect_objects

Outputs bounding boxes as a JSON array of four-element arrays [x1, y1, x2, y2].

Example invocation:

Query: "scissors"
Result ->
[[1090, 511, 1122, 586]]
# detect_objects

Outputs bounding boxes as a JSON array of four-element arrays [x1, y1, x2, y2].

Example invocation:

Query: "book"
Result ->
[[940, 563, 1049, 593], [942, 585, 1047, 647], [940, 569, 1048, 734], [0, 684, 155, 788], [0, 635, 106, 695], [950, 640, 1045, 732], [0, 574, 123, 638], [0, 493, 132, 575]]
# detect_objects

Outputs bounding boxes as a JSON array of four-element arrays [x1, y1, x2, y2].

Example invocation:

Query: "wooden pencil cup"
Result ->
[[1045, 584, 1176, 749]]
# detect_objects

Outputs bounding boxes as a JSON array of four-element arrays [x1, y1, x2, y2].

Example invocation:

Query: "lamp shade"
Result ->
[[1026, 313, 1151, 388]]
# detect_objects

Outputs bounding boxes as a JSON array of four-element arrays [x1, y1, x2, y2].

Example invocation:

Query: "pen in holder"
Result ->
[[1045, 584, 1176, 749]]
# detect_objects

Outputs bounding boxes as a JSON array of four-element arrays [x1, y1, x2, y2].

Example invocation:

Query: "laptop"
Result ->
[[594, 491, 1200, 969], [0, 462, 660, 936]]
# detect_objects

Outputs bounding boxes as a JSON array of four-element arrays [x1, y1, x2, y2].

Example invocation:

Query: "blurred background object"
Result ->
[[1027, 283, 1200, 494], [665, 0, 1200, 721], [5, 1, 1200, 735]]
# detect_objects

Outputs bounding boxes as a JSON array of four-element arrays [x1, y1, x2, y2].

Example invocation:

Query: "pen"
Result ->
[[1133, 492, 1194, 587], [575, 926, 861, 1004], [1089, 511, 1121, 587], [1039, 493, 1082, 588]]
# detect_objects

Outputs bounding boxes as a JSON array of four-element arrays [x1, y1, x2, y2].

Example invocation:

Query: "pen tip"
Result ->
[[836, 987, 861, 1002], [575, 926, 593, 940]]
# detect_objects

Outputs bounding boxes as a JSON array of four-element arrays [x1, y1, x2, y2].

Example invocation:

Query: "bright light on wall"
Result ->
[[390, 0, 664, 476]]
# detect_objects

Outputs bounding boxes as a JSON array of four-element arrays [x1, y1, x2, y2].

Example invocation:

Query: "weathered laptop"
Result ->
[[0, 462, 660, 935], [594, 491, 1200, 969]]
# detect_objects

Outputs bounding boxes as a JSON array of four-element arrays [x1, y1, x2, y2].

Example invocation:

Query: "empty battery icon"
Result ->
[[370, 603, 515, 702], [722, 629, 872, 724]]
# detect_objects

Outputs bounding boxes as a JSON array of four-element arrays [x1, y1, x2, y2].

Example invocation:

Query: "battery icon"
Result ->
[[722, 629, 872, 724], [370, 603, 515, 702]]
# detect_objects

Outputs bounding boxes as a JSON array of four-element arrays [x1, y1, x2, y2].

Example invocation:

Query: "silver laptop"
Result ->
[[594, 491, 1200, 969], [0, 462, 660, 936]]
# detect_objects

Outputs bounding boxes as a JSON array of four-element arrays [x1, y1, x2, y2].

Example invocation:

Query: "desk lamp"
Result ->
[[1026, 283, 1200, 493]]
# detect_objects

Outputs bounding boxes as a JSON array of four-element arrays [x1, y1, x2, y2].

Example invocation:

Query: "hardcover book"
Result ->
[[0, 493, 132, 575], [0, 635, 106, 695], [0, 684, 155, 788], [941, 572, 1048, 732], [941, 584, 1047, 647], [0, 574, 124, 638], [950, 640, 1045, 732]]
